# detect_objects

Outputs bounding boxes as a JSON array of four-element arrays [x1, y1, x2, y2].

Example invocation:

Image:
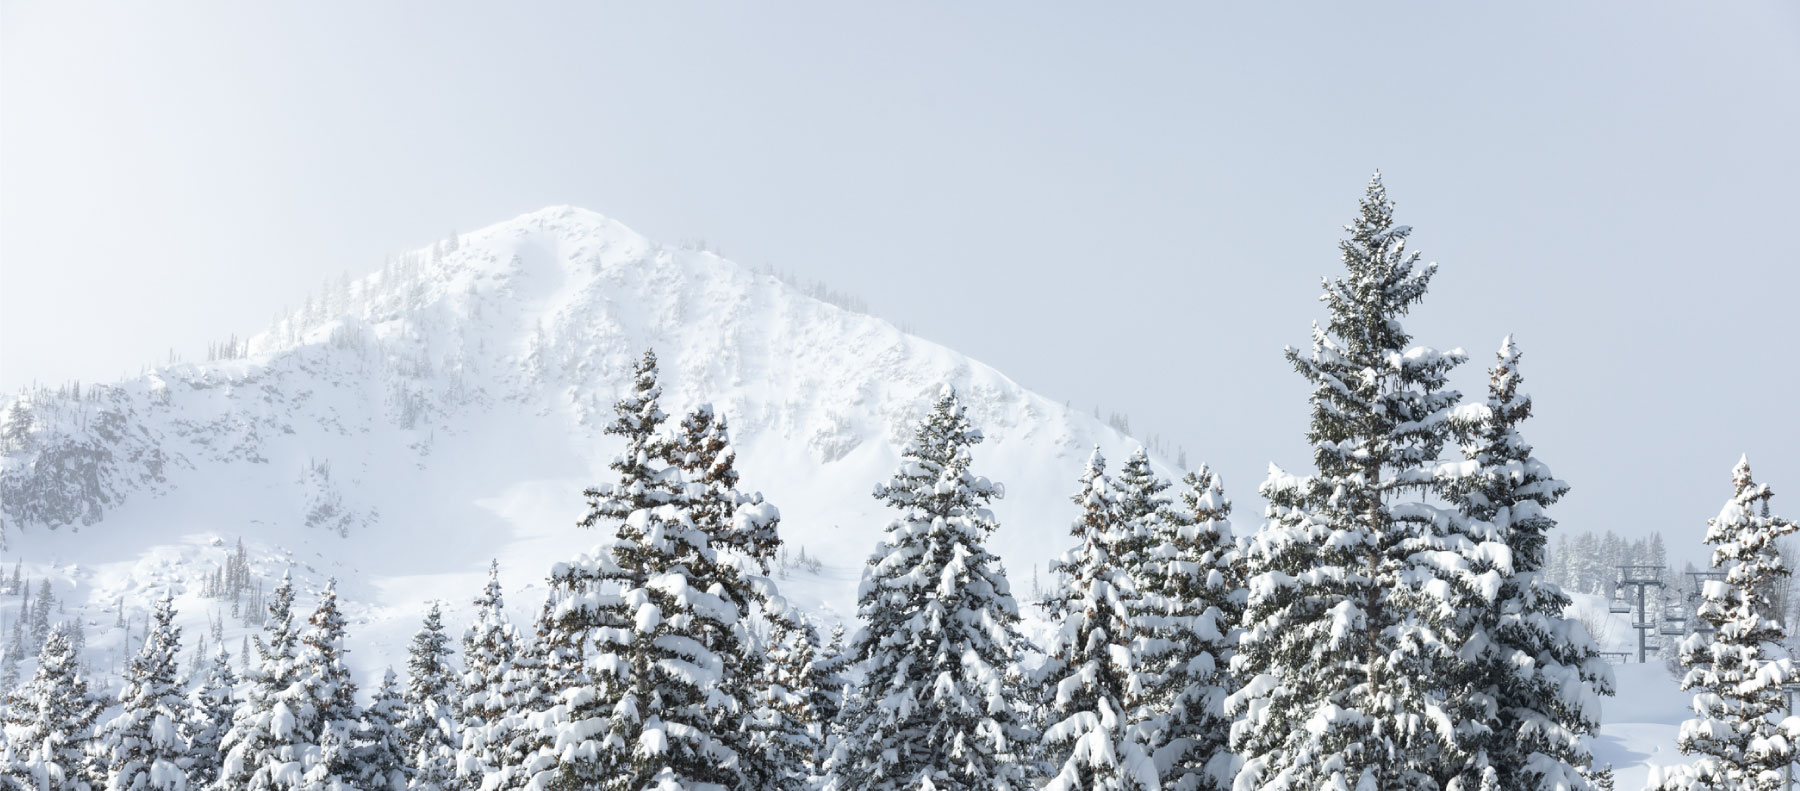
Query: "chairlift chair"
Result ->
[[1609, 590, 1632, 614]]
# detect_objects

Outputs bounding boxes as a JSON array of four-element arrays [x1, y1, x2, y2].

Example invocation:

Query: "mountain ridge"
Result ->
[[0, 205, 1176, 681]]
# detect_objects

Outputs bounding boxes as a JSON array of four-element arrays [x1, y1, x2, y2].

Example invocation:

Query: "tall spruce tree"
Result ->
[[186, 644, 238, 788], [1037, 448, 1158, 791], [27, 579, 52, 651], [361, 669, 411, 791], [529, 349, 756, 789], [295, 580, 361, 789], [748, 609, 827, 791], [1130, 463, 1242, 791], [400, 602, 458, 791], [454, 561, 524, 788], [96, 591, 189, 791], [2, 624, 100, 790], [218, 571, 306, 789], [1444, 337, 1612, 791], [824, 388, 1033, 791], [1652, 458, 1800, 791], [1229, 174, 1483, 791], [672, 402, 789, 790]]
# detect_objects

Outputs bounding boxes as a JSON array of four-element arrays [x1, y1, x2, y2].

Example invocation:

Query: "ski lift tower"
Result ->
[[1617, 564, 1666, 663]]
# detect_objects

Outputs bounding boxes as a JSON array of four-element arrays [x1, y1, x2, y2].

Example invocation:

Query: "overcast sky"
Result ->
[[3, 2, 1796, 565]]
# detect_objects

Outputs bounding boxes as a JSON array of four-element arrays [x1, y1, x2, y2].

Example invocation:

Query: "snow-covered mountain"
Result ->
[[0, 206, 1160, 683]]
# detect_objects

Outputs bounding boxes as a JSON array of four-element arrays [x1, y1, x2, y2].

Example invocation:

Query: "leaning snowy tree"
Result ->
[[824, 387, 1034, 791], [1037, 448, 1157, 791], [1652, 458, 1800, 791], [95, 591, 189, 791], [1228, 173, 1498, 791], [1442, 337, 1613, 791], [1, 624, 100, 791], [1130, 462, 1242, 791]]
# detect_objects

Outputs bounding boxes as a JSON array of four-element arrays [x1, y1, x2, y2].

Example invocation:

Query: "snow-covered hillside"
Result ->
[[0, 206, 1159, 685]]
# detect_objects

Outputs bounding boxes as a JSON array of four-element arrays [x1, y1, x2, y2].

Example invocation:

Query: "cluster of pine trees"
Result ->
[[4, 175, 1788, 790]]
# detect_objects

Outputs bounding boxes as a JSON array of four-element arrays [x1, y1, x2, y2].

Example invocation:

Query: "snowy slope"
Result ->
[[0, 206, 1158, 687]]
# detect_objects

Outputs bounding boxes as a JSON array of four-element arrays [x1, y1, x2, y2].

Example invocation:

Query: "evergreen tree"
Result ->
[[811, 623, 850, 743], [453, 563, 531, 790], [186, 644, 238, 788], [1444, 338, 1613, 791], [96, 591, 189, 791], [674, 405, 780, 570], [2, 624, 100, 790], [27, 579, 52, 651], [672, 402, 790, 789], [577, 349, 676, 529], [400, 603, 458, 791], [294, 580, 362, 789], [360, 669, 410, 791], [1229, 174, 1481, 791], [0, 641, 18, 700], [824, 388, 1032, 791], [218, 571, 309, 789], [1652, 458, 1800, 791], [1037, 448, 1157, 791], [529, 349, 757, 789], [1130, 463, 1242, 791], [747, 610, 826, 790]]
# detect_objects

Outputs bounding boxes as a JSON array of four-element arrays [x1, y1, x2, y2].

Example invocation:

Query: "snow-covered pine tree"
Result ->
[[1036, 448, 1157, 791], [577, 349, 676, 530], [0, 641, 17, 699], [400, 602, 458, 791], [530, 349, 755, 789], [1652, 458, 1800, 791], [186, 644, 238, 788], [295, 580, 362, 790], [746, 609, 826, 791], [219, 570, 307, 789], [27, 579, 52, 651], [2, 624, 100, 790], [525, 350, 676, 788], [1228, 174, 1481, 791], [96, 590, 189, 791], [674, 405, 779, 571], [1130, 463, 1242, 791], [811, 623, 850, 743], [360, 669, 410, 791], [670, 402, 790, 788], [825, 388, 1033, 791], [810, 622, 852, 779], [482, 598, 558, 791], [453, 561, 526, 788], [1443, 337, 1612, 791]]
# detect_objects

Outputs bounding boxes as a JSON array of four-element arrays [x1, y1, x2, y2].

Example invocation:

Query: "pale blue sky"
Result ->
[[2, 2, 1796, 563]]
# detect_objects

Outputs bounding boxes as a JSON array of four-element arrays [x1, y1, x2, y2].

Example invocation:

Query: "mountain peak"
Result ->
[[0, 206, 1168, 684]]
